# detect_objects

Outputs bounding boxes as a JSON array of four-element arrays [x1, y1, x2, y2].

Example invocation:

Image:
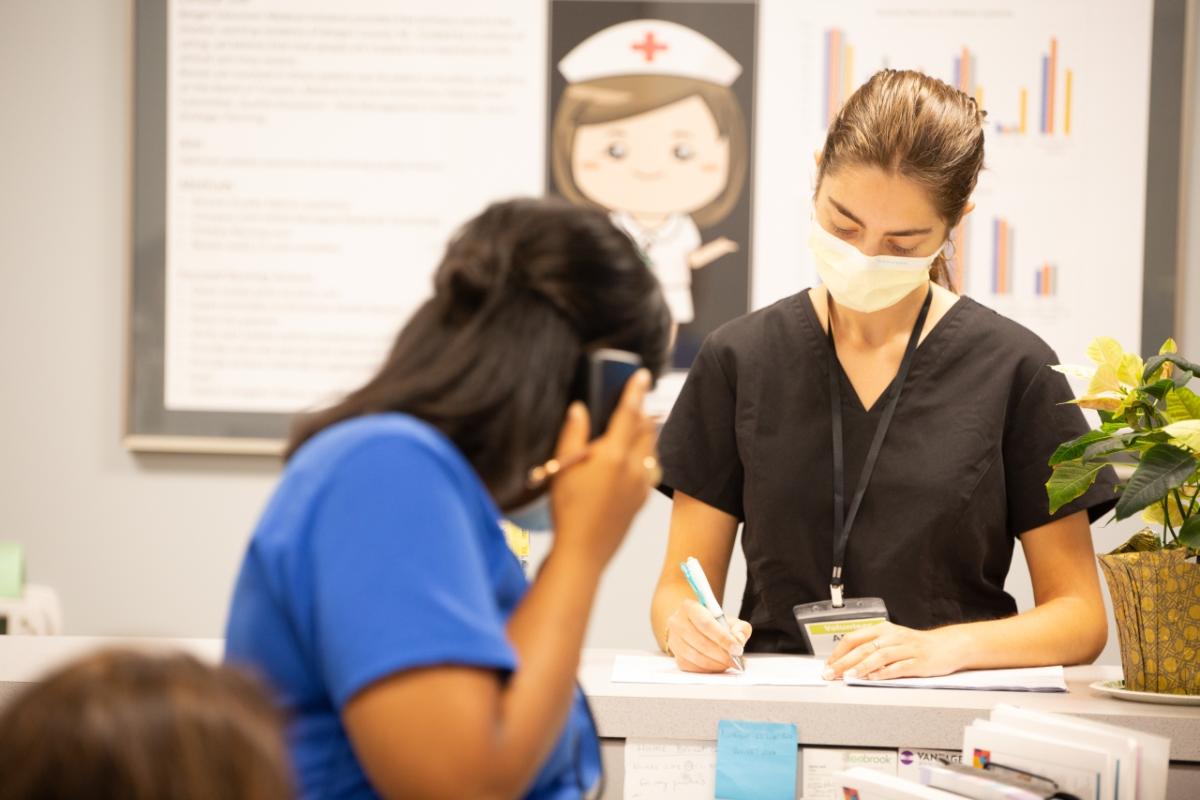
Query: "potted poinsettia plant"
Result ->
[[1046, 337, 1200, 695]]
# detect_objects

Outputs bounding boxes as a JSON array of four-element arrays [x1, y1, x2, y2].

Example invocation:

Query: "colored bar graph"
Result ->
[[1035, 263, 1057, 297], [951, 221, 969, 293], [843, 43, 855, 116], [1035, 38, 1071, 136], [992, 218, 1014, 296], [1047, 38, 1057, 134], [824, 29, 855, 127], [1064, 69, 1073, 135], [834, 34, 1072, 138], [953, 47, 980, 98], [1040, 55, 1048, 133]]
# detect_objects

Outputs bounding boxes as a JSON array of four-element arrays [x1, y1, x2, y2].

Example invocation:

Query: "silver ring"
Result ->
[[872, 641, 881, 652]]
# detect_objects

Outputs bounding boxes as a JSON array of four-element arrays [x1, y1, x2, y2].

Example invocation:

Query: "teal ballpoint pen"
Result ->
[[680, 556, 746, 671]]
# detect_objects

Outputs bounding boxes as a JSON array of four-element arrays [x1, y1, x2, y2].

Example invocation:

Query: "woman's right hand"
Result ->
[[550, 370, 658, 568], [665, 599, 752, 673]]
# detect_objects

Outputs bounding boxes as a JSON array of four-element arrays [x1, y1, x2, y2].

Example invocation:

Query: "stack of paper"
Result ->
[[835, 766, 963, 799], [610, 654, 828, 686], [826, 704, 1170, 799], [843, 666, 1067, 692], [960, 704, 1170, 800]]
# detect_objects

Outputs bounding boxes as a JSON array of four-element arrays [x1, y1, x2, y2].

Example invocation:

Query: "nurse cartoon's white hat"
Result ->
[[558, 19, 742, 86]]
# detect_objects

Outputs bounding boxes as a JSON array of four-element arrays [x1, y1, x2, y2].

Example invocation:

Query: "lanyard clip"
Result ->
[[830, 567, 844, 608]]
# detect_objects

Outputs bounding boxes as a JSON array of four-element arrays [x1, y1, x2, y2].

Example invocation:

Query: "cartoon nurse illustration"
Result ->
[[552, 19, 749, 325]]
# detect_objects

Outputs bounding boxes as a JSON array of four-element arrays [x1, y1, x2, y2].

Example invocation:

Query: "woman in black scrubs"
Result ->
[[650, 69, 1117, 680]]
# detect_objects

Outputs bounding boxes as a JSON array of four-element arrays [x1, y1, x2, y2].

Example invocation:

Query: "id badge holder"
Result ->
[[792, 596, 888, 657]]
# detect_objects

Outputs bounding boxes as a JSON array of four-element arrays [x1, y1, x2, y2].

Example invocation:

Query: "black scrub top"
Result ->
[[658, 289, 1118, 654]]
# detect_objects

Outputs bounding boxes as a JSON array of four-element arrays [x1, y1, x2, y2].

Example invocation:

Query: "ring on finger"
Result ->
[[643, 455, 663, 486], [872, 640, 881, 652]]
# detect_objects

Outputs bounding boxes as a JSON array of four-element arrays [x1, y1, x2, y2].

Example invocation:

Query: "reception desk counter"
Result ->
[[2, 639, 1197, 798]]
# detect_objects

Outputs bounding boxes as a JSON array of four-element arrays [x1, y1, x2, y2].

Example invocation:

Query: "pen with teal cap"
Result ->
[[680, 556, 746, 672]]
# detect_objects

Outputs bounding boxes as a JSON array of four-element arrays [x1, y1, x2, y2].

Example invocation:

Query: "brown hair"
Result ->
[[0, 649, 292, 800], [817, 69, 986, 289], [551, 75, 748, 229]]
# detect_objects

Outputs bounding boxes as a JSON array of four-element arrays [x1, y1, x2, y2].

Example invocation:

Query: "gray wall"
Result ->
[[0, 0, 1196, 664], [1182, 0, 1200, 350]]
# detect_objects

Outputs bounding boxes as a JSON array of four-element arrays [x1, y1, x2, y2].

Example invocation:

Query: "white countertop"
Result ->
[[579, 650, 1200, 762], [2, 640, 1196, 762]]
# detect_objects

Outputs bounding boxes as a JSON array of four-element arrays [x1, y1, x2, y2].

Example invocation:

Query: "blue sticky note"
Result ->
[[715, 720, 797, 800]]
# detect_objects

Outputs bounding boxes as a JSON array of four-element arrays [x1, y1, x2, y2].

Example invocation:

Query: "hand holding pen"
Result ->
[[675, 557, 748, 672]]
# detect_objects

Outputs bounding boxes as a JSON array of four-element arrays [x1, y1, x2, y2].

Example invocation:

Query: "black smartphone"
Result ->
[[586, 349, 643, 439]]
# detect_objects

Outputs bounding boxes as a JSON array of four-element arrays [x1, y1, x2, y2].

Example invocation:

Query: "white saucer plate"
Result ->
[[1089, 679, 1200, 706]]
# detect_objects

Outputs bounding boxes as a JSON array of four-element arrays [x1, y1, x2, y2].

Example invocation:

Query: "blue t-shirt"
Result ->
[[224, 414, 601, 799]]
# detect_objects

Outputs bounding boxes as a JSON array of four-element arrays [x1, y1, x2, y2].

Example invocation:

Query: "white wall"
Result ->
[[0, 1, 278, 637], [1, 0, 1197, 665]]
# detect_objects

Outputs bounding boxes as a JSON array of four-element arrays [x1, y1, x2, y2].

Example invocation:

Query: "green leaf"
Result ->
[[1164, 420, 1200, 452], [1141, 378, 1176, 400], [1165, 387, 1200, 422], [1047, 462, 1108, 514], [1081, 436, 1135, 463], [1049, 428, 1114, 466], [1179, 515, 1200, 549], [1114, 444, 1199, 520], [1143, 354, 1200, 383]]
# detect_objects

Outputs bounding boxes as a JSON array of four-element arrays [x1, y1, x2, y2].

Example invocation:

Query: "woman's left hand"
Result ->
[[822, 622, 969, 681]]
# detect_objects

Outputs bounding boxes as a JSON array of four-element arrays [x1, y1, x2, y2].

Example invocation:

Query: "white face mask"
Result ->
[[808, 220, 943, 313]]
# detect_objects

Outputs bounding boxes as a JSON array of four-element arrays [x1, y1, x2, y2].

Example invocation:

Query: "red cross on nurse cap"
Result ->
[[558, 19, 741, 86]]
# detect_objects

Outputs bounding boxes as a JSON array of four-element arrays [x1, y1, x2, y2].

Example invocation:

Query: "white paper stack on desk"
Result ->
[[835, 704, 1169, 800], [843, 666, 1067, 692]]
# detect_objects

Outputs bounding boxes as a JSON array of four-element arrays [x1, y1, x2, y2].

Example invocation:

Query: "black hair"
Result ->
[[286, 197, 672, 509]]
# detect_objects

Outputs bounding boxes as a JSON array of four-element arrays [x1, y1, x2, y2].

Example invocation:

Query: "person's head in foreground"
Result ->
[[0, 648, 292, 800]]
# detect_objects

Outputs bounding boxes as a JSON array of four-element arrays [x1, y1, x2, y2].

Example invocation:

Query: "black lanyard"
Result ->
[[827, 289, 932, 607]]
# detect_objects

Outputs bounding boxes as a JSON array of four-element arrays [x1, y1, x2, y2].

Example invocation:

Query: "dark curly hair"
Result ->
[[286, 197, 673, 509]]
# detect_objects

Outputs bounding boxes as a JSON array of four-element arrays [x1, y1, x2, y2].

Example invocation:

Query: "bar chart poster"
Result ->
[[752, 0, 1152, 364]]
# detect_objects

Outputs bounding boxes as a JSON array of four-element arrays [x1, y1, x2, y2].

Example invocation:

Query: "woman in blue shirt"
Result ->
[[225, 198, 671, 799]]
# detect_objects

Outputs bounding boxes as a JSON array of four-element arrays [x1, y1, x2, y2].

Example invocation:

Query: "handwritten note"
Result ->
[[624, 739, 716, 799], [715, 720, 797, 800]]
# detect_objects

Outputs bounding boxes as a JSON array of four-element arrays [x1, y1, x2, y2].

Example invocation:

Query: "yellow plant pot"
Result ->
[[1098, 548, 1200, 694]]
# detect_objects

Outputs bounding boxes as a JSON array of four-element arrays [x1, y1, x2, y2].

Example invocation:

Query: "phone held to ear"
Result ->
[[523, 349, 644, 491], [586, 349, 643, 439]]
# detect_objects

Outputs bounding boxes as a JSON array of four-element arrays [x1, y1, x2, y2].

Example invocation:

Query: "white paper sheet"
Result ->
[[164, 0, 547, 412], [623, 739, 717, 799], [611, 654, 829, 687], [802, 747, 897, 800], [844, 666, 1067, 692]]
